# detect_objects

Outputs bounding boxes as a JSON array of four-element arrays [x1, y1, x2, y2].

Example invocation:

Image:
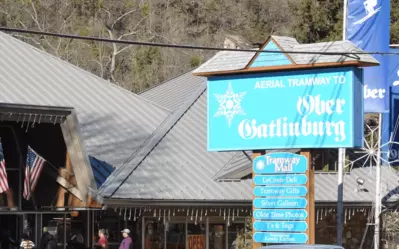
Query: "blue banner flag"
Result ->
[[347, 0, 390, 113]]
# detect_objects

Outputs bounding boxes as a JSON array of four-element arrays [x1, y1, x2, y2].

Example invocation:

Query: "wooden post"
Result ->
[[252, 150, 265, 249], [5, 188, 16, 209], [56, 153, 73, 209], [301, 150, 315, 244]]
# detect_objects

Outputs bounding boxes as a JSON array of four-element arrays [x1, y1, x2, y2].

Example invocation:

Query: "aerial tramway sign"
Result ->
[[207, 67, 364, 151]]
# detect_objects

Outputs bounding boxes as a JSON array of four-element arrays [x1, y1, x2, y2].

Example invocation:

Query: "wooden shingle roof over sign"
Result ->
[[193, 35, 380, 76]]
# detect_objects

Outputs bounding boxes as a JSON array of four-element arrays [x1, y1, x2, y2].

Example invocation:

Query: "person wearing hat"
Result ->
[[119, 229, 132, 249]]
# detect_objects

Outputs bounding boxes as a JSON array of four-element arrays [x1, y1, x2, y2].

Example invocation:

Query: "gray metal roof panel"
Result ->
[[315, 166, 399, 203], [140, 71, 206, 111], [108, 89, 253, 200], [0, 32, 170, 168], [213, 152, 252, 180]]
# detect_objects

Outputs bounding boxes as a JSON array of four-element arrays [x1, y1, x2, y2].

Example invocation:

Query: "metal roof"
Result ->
[[0, 32, 170, 168], [193, 36, 379, 75], [100, 86, 253, 201], [316, 166, 399, 203], [101, 69, 398, 204], [140, 71, 206, 111]]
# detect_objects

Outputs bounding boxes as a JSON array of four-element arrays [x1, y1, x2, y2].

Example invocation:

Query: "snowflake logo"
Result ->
[[213, 82, 246, 127]]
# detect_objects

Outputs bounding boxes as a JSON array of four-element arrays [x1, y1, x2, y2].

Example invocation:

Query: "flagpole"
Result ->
[[343, 0, 348, 40], [337, 0, 348, 246], [374, 113, 382, 249]]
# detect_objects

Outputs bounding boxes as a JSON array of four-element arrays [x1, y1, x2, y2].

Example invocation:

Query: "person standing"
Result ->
[[20, 234, 35, 249], [38, 227, 53, 249], [119, 229, 132, 249], [97, 229, 108, 249]]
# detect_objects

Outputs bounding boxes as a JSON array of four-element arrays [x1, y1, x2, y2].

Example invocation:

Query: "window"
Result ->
[[209, 223, 225, 249], [127, 216, 142, 249], [166, 219, 185, 249], [228, 218, 246, 249], [144, 218, 164, 249], [187, 218, 205, 249]]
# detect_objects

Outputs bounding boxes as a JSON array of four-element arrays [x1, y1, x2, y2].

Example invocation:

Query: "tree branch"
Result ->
[[118, 15, 149, 40], [111, 8, 139, 29], [115, 45, 133, 55]]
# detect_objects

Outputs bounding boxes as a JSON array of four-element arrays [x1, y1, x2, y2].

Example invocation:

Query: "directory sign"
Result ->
[[252, 152, 309, 244]]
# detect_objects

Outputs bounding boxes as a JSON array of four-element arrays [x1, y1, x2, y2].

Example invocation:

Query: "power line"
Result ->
[[1, 26, 399, 56]]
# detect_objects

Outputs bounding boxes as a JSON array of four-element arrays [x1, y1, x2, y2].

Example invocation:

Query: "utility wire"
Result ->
[[1, 26, 399, 56]]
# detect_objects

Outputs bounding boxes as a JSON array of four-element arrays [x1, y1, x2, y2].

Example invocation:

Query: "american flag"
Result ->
[[0, 142, 9, 194], [23, 146, 46, 200]]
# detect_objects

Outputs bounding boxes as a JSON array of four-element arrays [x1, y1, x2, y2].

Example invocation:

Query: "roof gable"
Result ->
[[247, 38, 294, 68]]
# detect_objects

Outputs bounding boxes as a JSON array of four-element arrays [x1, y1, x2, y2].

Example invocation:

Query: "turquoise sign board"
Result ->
[[253, 221, 308, 232], [253, 198, 307, 209], [253, 186, 307, 197], [252, 152, 309, 244], [253, 232, 308, 244], [253, 174, 308, 185], [253, 209, 308, 220], [207, 67, 364, 151], [253, 153, 307, 174]]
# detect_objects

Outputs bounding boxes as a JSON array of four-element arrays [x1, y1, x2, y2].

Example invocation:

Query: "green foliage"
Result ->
[[391, 0, 399, 43], [141, 2, 149, 16], [291, 0, 343, 43], [79, 27, 89, 37], [190, 56, 201, 68]]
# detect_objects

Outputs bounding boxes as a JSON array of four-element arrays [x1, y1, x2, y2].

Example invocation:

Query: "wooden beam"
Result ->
[[252, 150, 265, 249], [56, 153, 73, 209], [5, 188, 16, 209], [301, 150, 316, 244], [60, 111, 97, 203], [56, 176, 82, 200]]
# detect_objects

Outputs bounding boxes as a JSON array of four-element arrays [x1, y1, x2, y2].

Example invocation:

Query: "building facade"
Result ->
[[0, 32, 398, 249]]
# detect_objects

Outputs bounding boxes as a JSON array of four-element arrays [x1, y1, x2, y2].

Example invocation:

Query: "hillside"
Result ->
[[1, 0, 398, 92]]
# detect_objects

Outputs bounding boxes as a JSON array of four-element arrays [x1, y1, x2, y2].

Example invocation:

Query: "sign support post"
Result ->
[[338, 1, 348, 245], [301, 150, 315, 244], [374, 112, 383, 249], [252, 150, 265, 249]]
